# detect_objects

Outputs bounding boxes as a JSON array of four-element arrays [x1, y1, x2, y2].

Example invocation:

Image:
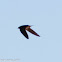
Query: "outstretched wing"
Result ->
[[20, 29, 29, 39], [26, 28, 40, 37]]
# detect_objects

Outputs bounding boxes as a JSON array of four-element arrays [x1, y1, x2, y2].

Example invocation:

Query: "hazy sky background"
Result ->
[[0, 0, 62, 62]]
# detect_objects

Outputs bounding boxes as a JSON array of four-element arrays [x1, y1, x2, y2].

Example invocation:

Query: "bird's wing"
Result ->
[[26, 28, 40, 37], [20, 29, 29, 39]]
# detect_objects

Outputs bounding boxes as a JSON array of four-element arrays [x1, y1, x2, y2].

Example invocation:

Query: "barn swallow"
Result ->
[[18, 25, 40, 39]]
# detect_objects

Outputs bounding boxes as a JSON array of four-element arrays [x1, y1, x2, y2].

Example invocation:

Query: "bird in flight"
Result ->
[[18, 25, 40, 39]]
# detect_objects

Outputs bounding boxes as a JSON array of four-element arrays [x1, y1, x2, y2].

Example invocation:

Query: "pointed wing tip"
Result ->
[[26, 37, 29, 39], [37, 34, 40, 37], [37, 35, 40, 37], [39, 36, 40, 37], [27, 38, 29, 39]]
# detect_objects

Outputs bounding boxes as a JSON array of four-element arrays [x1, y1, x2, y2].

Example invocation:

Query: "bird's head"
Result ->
[[18, 26, 21, 29], [18, 25, 33, 29]]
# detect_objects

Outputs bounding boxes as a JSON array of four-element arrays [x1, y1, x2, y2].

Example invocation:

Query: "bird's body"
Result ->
[[18, 25, 40, 39]]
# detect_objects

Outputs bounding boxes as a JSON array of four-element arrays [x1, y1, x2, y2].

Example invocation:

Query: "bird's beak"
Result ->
[[18, 27, 19, 29]]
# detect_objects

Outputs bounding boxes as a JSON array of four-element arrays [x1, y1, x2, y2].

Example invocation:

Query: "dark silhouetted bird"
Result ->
[[18, 25, 40, 39]]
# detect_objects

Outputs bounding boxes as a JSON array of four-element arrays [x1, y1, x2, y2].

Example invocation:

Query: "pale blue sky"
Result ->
[[0, 0, 62, 62]]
